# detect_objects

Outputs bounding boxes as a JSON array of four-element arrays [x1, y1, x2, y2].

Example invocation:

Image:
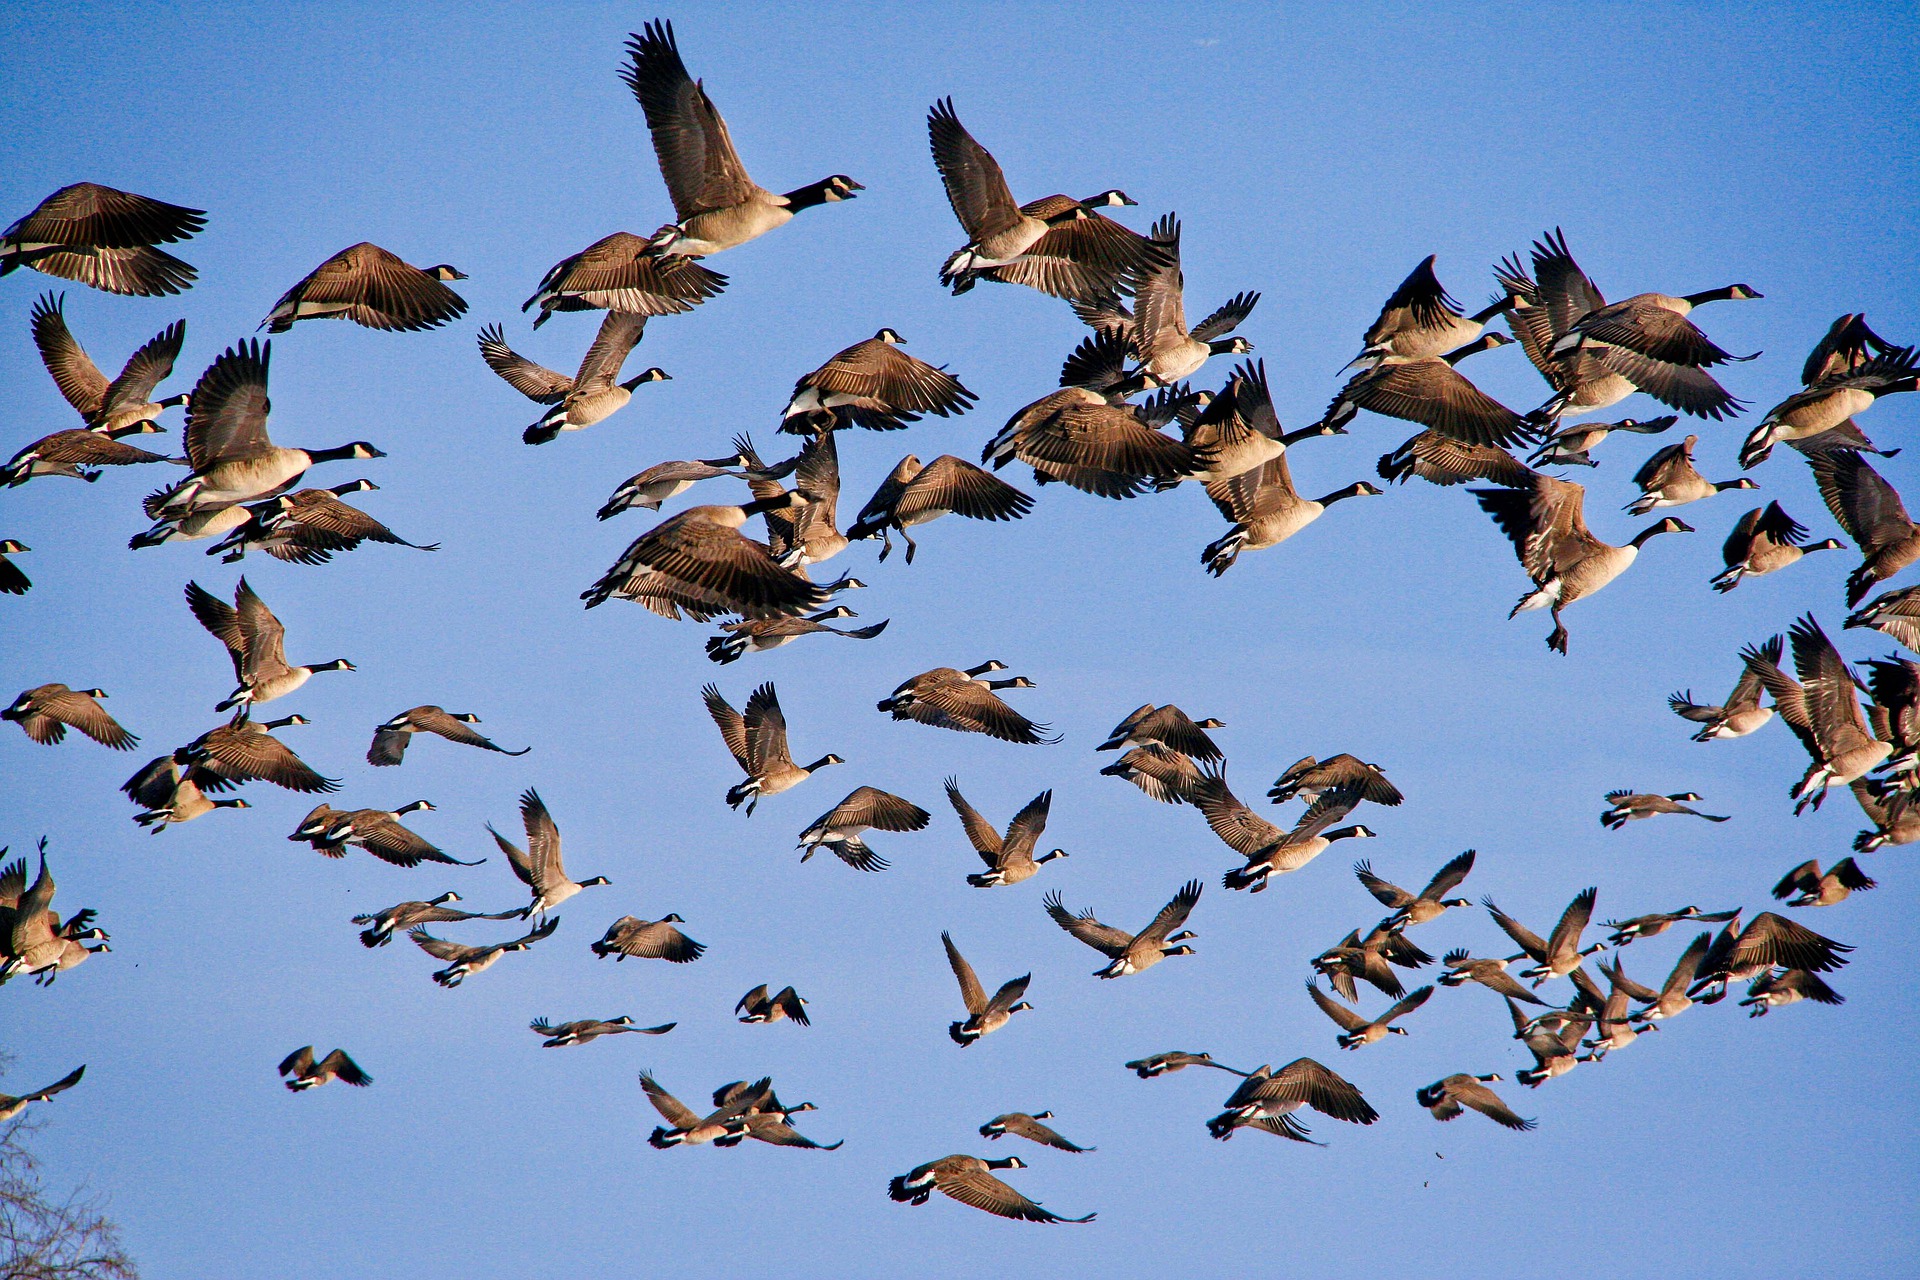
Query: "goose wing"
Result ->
[[942, 931, 987, 1014], [184, 339, 273, 468], [701, 684, 750, 769], [272, 244, 466, 332], [1042, 890, 1131, 957], [28, 293, 109, 416], [1530, 229, 1606, 337], [1791, 615, 1877, 756], [1811, 451, 1917, 556], [1138, 879, 1202, 944], [985, 972, 1032, 1018], [1546, 887, 1599, 962], [1483, 898, 1550, 962], [1130, 215, 1190, 357], [1187, 767, 1286, 856], [1733, 912, 1851, 973], [1453, 1079, 1535, 1130], [639, 1073, 703, 1129], [316, 1050, 370, 1086], [477, 323, 571, 403], [926, 97, 1023, 240], [408, 928, 479, 963], [1419, 848, 1476, 900], [571, 311, 648, 392], [519, 788, 565, 889], [277, 1046, 315, 1078], [935, 1163, 1089, 1223], [185, 581, 247, 683], [232, 578, 292, 683], [742, 682, 792, 773], [1353, 861, 1413, 909], [621, 21, 758, 218], [944, 778, 1003, 861], [34, 688, 135, 750], [1262, 1058, 1378, 1124], [827, 786, 931, 833], [1307, 980, 1369, 1033], [9, 183, 205, 249], [100, 319, 187, 421], [905, 455, 1033, 524]]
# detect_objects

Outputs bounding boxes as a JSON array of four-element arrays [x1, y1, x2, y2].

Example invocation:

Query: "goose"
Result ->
[[29, 292, 188, 432], [1314, 923, 1434, 1001], [948, 780, 1065, 887], [1862, 655, 1920, 775], [705, 607, 887, 664], [1307, 980, 1433, 1049], [928, 96, 1156, 300], [1602, 908, 1735, 949], [3, 684, 136, 749], [1205, 1058, 1378, 1143], [591, 914, 705, 963], [704, 1083, 842, 1149], [183, 712, 334, 793], [735, 984, 809, 1025], [0, 541, 27, 595], [1187, 768, 1374, 892], [122, 753, 249, 831], [522, 232, 726, 329], [640, 1073, 768, 1148], [1851, 776, 1920, 852], [1624, 435, 1757, 514], [0, 1065, 85, 1122], [1097, 704, 1224, 760], [877, 663, 1058, 744], [1752, 614, 1892, 812], [410, 917, 558, 987], [1688, 911, 1852, 1003], [1671, 636, 1781, 740], [1527, 415, 1678, 467], [1416, 1073, 1535, 1130], [979, 1112, 1094, 1153], [1316, 332, 1533, 448], [1599, 790, 1729, 828], [319, 803, 484, 869], [1201, 453, 1381, 574], [1579, 959, 1653, 1060], [1773, 858, 1876, 908], [1268, 755, 1403, 807], [782, 329, 976, 433], [1437, 950, 1548, 1006], [284, 801, 373, 855], [1043, 880, 1200, 977], [145, 340, 384, 518], [889, 1153, 1093, 1223], [1355, 849, 1475, 927], [1099, 746, 1204, 805], [185, 578, 354, 711], [796, 786, 931, 871], [739, 431, 847, 568], [3, 420, 177, 487], [1473, 473, 1692, 653], [1378, 430, 1536, 488], [1802, 313, 1899, 385], [476, 316, 670, 445], [580, 492, 828, 618], [1740, 345, 1919, 467], [1606, 932, 1711, 1022], [1, 182, 204, 295], [352, 893, 523, 948], [0, 846, 109, 985], [1847, 584, 1920, 652], [597, 452, 753, 518], [942, 931, 1032, 1046], [1549, 280, 1761, 367], [1712, 504, 1843, 592], [1808, 450, 1920, 605], [1348, 255, 1511, 367], [1739, 968, 1844, 1017], [262, 244, 466, 332], [208, 480, 439, 564], [489, 790, 610, 919], [623, 21, 859, 258], [1095, 214, 1257, 383], [1484, 887, 1601, 986], [1124, 1051, 1248, 1078], [1506, 997, 1590, 1087], [846, 454, 1032, 563], [986, 369, 1206, 498], [531, 1016, 674, 1046], [277, 1048, 370, 1091], [367, 706, 528, 767], [703, 682, 842, 814], [589, 562, 857, 623], [1168, 359, 1337, 487]]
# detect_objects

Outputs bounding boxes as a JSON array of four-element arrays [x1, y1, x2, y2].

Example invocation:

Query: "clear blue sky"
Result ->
[[3, 3, 1917, 1277]]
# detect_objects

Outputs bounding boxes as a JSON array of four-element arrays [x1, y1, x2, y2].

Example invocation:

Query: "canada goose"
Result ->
[[985, 370, 1207, 499], [1578, 958, 1654, 1060], [262, 244, 466, 332], [183, 712, 335, 793], [122, 752, 249, 831], [4, 684, 135, 749], [1356, 850, 1475, 927], [352, 893, 523, 948], [1624, 435, 1757, 514], [1436, 950, 1548, 1005], [980, 1112, 1095, 1153], [489, 790, 610, 918], [1166, 359, 1338, 488], [1671, 636, 1781, 740], [1378, 430, 1537, 489], [1548, 278, 1761, 367], [1507, 997, 1591, 1087], [1307, 979, 1433, 1049], [580, 492, 829, 618], [1, 182, 204, 295], [640, 1073, 768, 1148], [283, 803, 347, 855], [1348, 256, 1511, 368], [320, 803, 484, 869], [591, 914, 705, 963], [1201, 453, 1381, 575], [1688, 911, 1852, 1003], [1607, 931, 1711, 1022], [367, 706, 528, 767], [889, 1153, 1092, 1223], [1600, 790, 1729, 828], [1188, 768, 1374, 892], [277, 1047, 370, 1091], [1044, 880, 1200, 978], [706, 606, 886, 664], [523, 232, 727, 329], [29, 292, 188, 432], [1474, 473, 1692, 653], [3, 421, 179, 487], [877, 663, 1059, 744], [207, 480, 438, 564], [702, 682, 841, 814], [796, 786, 931, 871], [1773, 858, 1875, 908], [1739, 968, 1845, 1017], [1314, 923, 1434, 1002], [1485, 888, 1601, 986], [185, 578, 353, 711], [1847, 584, 1920, 652], [1808, 450, 1920, 605], [1752, 614, 1892, 812], [0, 845, 109, 985], [145, 340, 384, 518], [1527, 415, 1678, 467], [1097, 705, 1225, 761], [942, 931, 1033, 1046], [782, 329, 976, 434], [1095, 214, 1256, 383], [1712, 504, 1843, 592], [1100, 746, 1203, 805], [736, 984, 809, 1025], [598, 452, 754, 519], [1124, 1051, 1249, 1078], [531, 1016, 675, 1046], [1740, 345, 1919, 468], [946, 780, 1065, 887], [0, 541, 27, 595], [846, 454, 1032, 563], [0, 1065, 85, 1122], [623, 21, 859, 257], [1205, 1058, 1378, 1143], [739, 431, 848, 568], [476, 316, 670, 445], [1851, 776, 1920, 852], [1268, 755, 1403, 808], [1317, 333, 1533, 449], [705, 1082, 843, 1149], [1417, 1073, 1535, 1130], [1803, 313, 1899, 385], [410, 917, 558, 987]]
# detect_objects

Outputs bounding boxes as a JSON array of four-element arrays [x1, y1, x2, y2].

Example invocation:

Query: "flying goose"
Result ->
[[410, 917, 558, 987], [367, 706, 528, 767], [1600, 907, 1735, 949], [1852, 776, 1920, 851], [738, 431, 848, 567], [706, 607, 887, 664], [1548, 278, 1761, 367], [1688, 911, 1852, 1003], [318, 803, 484, 869], [1808, 449, 1920, 605], [1355, 850, 1475, 927], [1316, 332, 1533, 449], [29, 292, 188, 432], [1097, 704, 1224, 760], [796, 786, 931, 871], [489, 790, 610, 919], [943, 931, 1032, 1046], [352, 892, 522, 948], [1847, 584, 1920, 652], [947, 779, 1066, 887], [262, 244, 466, 332], [782, 329, 976, 433], [1671, 636, 1781, 740], [4, 684, 136, 749], [186, 578, 354, 711], [288, 800, 373, 853], [1416, 1073, 1535, 1130], [1473, 473, 1692, 653], [1712, 504, 1843, 592], [1169, 359, 1337, 487], [1307, 980, 1433, 1049], [1268, 755, 1402, 807], [0, 1065, 85, 1122], [703, 682, 843, 814], [979, 1112, 1094, 1153], [1099, 746, 1204, 805], [207, 480, 438, 564], [1604, 931, 1711, 1022], [736, 984, 809, 1025], [1600, 790, 1729, 828], [1752, 614, 1892, 812], [1202, 452, 1381, 574], [889, 1153, 1092, 1223], [1124, 1051, 1248, 1078], [580, 492, 829, 618], [1043, 880, 1201, 977], [0, 846, 109, 985], [476, 316, 669, 445], [183, 712, 334, 793], [1314, 923, 1434, 1001], [1348, 255, 1511, 367], [846, 454, 1032, 563], [705, 1082, 842, 1150], [522, 232, 727, 327], [1436, 950, 1548, 1006], [1772, 858, 1875, 908], [1739, 345, 1919, 468], [1187, 769, 1375, 892], [623, 21, 860, 257], [598, 452, 753, 518], [144, 340, 384, 518], [1528, 415, 1678, 467], [1, 182, 204, 295], [0, 541, 27, 595], [1205, 1058, 1378, 1143], [1097, 214, 1257, 383], [641, 1073, 768, 1148], [122, 752, 249, 831], [877, 663, 1058, 744], [1580, 959, 1653, 1060], [1508, 996, 1590, 1087], [278, 1048, 370, 1091], [531, 1016, 675, 1046], [1378, 429, 1537, 489], [1484, 887, 1601, 985], [1739, 968, 1845, 1017], [591, 914, 705, 963], [1866, 655, 1920, 774], [4, 420, 178, 487], [986, 370, 1207, 498], [1624, 435, 1757, 514]]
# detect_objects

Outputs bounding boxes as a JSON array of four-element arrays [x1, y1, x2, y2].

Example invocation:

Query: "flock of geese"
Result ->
[[2, 17, 1914, 1227]]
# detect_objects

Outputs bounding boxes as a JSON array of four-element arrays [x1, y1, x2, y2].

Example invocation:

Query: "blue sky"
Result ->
[[3, 3, 1917, 1276]]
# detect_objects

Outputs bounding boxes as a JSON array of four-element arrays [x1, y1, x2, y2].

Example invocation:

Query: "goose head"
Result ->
[[622, 368, 671, 390], [987, 1155, 1027, 1171], [398, 800, 435, 815], [425, 265, 468, 281], [660, 913, 683, 923], [0, 540, 26, 554], [1080, 190, 1136, 208], [580, 876, 612, 888], [1630, 517, 1694, 546], [1038, 848, 1069, 863], [328, 479, 379, 495], [317, 659, 357, 673], [432, 892, 462, 906], [874, 328, 905, 345]]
